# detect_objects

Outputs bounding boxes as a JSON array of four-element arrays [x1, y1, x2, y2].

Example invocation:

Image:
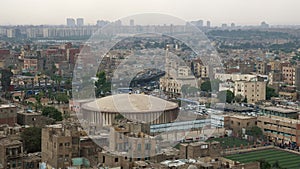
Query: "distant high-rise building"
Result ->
[[191, 20, 203, 27], [231, 23, 235, 27], [96, 20, 109, 27], [114, 20, 122, 26], [221, 23, 227, 28], [130, 19, 134, 26], [206, 21, 211, 28], [76, 18, 84, 26], [261, 21, 269, 28], [66, 18, 76, 27]]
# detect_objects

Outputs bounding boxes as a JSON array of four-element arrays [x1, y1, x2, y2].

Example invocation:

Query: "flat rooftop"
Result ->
[[0, 104, 16, 108], [261, 106, 298, 114], [258, 115, 300, 124], [230, 115, 256, 120]]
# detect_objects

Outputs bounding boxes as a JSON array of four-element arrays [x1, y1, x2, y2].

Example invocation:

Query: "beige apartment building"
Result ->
[[23, 57, 38, 74], [257, 115, 300, 146], [191, 60, 209, 78], [159, 76, 198, 95], [109, 122, 156, 159], [41, 124, 80, 169], [215, 73, 256, 82], [282, 66, 300, 90], [0, 137, 23, 169], [0, 104, 17, 127], [282, 66, 295, 85], [255, 61, 267, 74], [224, 115, 257, 137], [234, 81, 266, 103]]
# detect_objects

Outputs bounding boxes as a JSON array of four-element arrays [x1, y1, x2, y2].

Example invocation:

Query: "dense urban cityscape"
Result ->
[[1, 4, 300, 169]]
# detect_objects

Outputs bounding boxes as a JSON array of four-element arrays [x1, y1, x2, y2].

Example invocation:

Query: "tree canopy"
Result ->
[[200, 79, 221, 92], [0, 69, 13, 92], [95, 71, 111, 97], [217, 90, 234, 103], [181, 84, 199, 95], [21, 127, 41, 153], [246, 126, 263, 140], [55, 93, 69, 104], [42, 106, 63, 121], [266, 86, 278, 100]]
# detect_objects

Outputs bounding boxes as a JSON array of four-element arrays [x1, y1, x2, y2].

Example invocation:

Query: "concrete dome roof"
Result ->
[[82, 94, 178, 113]]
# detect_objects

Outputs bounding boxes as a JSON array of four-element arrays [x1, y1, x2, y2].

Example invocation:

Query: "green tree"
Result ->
[[266, 86, 278, 100], [242, 97, 248, 103], [55, 93, 69, 104], [181, 85, 199, 95], [246, 126, 263, 141], [0, 69, 13, 92], [95, 71, 111, 97], [258, 159, 271, 169], [42, 106, 63, 121], [65, 78, 72, 90], [200, 81, 211, 92], [234, 94, 244, 103], [217, 90, 234, 103], [21, 127, 41, 153], [200, 79, 221, 92]]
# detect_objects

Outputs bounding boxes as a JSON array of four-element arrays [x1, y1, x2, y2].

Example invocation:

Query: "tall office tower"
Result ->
[[221, 23, 228, 28], [115, 20, 122, 26], [66, 18, 76, 27], [77, 18, 84, 26], [261, 21, 269, 28], [130, 19, 134, 26], [96, 20, 109, 27], [207, 21, 211, 28], [191, 20, 203, 27]]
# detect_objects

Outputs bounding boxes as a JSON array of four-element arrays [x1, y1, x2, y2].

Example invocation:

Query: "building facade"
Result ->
[[0, 105, 17, 127], [41, 124, 80, 169], [234, 81, 266, 103], [0, 137, 23, 169], [257, 115, 300, 146]]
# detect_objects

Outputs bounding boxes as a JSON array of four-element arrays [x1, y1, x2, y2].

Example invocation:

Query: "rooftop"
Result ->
[[0, 104, 16, 108], [0, 137, 22, 146], [82, 94, 178, 113], [258, 115, 300, 124], [230, 115, 256, 120], [261, 106, 298, 114]]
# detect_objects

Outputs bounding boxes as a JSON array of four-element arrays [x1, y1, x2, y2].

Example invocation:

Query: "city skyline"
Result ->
[[0, 0, 299, 26]]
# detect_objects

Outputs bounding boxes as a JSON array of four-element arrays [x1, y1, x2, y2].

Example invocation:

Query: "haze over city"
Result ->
[[2, 1, 300, 169], [0, 0, 300, 26]]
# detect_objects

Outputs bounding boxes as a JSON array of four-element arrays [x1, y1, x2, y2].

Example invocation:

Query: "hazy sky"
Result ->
[[0, 0, 299, 26]]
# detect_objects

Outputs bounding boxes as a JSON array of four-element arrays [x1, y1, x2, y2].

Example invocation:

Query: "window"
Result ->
[[201, 144, 208, 149], [238, 122, 240, 126], [145, 143, 151, 150], [115, 158, 119, 162], [137, 144, 141, 151]]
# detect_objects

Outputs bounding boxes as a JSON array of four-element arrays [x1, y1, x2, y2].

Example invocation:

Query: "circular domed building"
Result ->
[[81, 94, 179, 126]]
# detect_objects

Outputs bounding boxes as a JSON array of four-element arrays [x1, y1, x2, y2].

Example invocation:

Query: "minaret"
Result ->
[[165, 44, 170, 80], [165, 44, 171, 96]]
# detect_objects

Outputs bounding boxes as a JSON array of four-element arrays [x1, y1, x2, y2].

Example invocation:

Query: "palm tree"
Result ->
[[38, 77, 41, 90], [31, 77, 34, 92]]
